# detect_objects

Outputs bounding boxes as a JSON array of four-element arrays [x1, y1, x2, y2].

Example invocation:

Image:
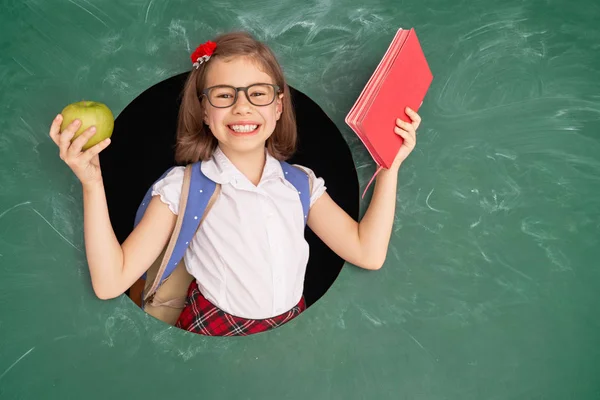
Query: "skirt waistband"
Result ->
[[175, 280, 306, 336]]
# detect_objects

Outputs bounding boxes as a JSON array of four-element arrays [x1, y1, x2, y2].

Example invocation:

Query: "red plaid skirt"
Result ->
[[175, 280, 306, 336]]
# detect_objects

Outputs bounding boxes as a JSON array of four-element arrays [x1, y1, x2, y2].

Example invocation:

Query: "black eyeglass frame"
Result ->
[[201, 83, 281, 108]]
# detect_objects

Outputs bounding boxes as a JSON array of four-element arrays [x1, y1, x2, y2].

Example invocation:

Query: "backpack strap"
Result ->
[[279, 161, 311, 225], [142, 181, 221, 325], [142, 163, 193, 300], [133, 162, 218, 304]]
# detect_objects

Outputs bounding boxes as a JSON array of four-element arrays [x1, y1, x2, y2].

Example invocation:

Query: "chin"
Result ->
[[220, 136, 269, 155]]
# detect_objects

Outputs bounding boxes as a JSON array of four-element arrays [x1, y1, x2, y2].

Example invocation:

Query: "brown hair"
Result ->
[[175, 31, 297, 164]]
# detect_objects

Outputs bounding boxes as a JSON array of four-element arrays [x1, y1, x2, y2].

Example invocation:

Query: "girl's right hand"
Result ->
[[49, 114, 111, 187]]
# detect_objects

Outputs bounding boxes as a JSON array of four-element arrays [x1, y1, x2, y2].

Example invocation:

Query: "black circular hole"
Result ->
[[100, 72, 359, 328]]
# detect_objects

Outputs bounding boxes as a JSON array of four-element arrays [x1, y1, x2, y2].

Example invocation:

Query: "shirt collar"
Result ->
[[201, 146, 285, 188]]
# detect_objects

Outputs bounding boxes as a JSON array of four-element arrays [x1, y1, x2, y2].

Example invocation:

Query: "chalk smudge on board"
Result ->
[[103, 67, 130, 93], [168, 19, 191, 52], [470, 216, 482, 228], [102, 308, 142, 356], [356, 306, 383, 326], [521, 218, 557, 241]]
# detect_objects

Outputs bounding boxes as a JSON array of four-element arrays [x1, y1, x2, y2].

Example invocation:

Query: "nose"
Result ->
[[232, 89, 252, 114]]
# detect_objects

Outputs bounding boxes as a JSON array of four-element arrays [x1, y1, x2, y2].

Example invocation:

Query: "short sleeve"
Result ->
[[293, 165, 327, 208], [151, 166, 185, 215]]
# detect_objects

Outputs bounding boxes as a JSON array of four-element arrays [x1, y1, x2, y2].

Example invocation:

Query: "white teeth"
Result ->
[[230, 124, 258, 133]]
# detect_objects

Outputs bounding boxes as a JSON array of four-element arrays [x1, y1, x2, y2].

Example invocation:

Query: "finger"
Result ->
[[395, 118, 415, 133], [405, 107, 422, 129], [49, 114, 63, 145], [81, 138, 111, 163], [58, 119, 82, 160], [395, 126, 416, 147], [68, 126, 97, 157]]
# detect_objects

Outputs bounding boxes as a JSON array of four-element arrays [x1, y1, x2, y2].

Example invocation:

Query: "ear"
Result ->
[[200, 96, 210, 125], [276, 93, 284, 120]]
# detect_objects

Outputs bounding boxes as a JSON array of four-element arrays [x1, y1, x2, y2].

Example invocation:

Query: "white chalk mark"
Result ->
[[30, 207, 82, 252], [168, 20, 191, 52], [473, 241, 492, 263], [495, 152, 517, 160], [0, 201, 32, 220], [67, 0, 109, 28], [145, 0, 153, 23], [470, 217, 482, 228], [20, 117, 33, 132], [542, 246, 571, 272], [438, 74, 453, 102], [425, 188, 443, 212], [453, 190, 467, 199], [362, 312, 382, 326], [521, 219, 556, 241], [404, 330, 425, 351], [0, 347, 35, 381], [389, 244, 400, 261], [480, 250, 492, 262], [80, 0, 114, 22], [12, 57, 33, 76], [399, 327, 436, 360], [461, 18, 528, 41], [497, 259, 533, 281], [418, 222, 444, 234], [357, 306, 383, 326]]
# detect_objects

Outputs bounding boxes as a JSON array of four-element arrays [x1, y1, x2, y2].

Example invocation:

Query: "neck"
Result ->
[[218, 144, 266, 186]]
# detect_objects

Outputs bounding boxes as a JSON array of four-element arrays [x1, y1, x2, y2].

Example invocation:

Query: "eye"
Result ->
[[210, 87, 235, 99]]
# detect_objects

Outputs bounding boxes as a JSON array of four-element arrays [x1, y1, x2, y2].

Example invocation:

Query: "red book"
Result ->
[[345, 28, 433, 194]]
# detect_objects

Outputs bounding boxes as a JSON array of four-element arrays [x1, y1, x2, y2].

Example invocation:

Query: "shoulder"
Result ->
[[290, 164, 327, 207], [151, 166, 186, 214], [155, 165, 186, 187], [290, 163, 322, 183]]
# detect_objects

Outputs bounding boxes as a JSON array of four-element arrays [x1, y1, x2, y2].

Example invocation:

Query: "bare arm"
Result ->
[[307, 168, 399, 270], [307, 107, 421, 270], [82, 181, 176, 299]]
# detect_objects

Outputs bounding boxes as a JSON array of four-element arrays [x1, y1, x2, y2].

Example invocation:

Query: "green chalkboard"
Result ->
[[1, 0, 599, 398]]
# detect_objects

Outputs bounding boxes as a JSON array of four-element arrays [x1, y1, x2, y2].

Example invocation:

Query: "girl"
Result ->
[[48, 31, 421, 336]]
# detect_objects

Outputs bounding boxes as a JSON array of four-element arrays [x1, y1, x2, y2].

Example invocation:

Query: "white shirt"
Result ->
[[151, 147, 326, 319]]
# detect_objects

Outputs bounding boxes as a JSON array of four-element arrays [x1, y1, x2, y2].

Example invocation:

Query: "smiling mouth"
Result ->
[[227, 124, 260, 135]]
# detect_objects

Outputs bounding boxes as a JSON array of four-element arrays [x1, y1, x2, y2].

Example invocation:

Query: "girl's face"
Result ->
[[202, 56, 283, 157]]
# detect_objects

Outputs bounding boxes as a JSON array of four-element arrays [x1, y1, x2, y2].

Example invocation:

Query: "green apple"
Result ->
[[60, 101, 114, 150]]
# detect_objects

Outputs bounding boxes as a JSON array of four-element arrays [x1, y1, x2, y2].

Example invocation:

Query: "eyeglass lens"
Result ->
[[207, 84, 276, 107]]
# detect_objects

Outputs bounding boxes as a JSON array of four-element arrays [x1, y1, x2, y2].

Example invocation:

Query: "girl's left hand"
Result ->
[[390, 107, 421, 170]]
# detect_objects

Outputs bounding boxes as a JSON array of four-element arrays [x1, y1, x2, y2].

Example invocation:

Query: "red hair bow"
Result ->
[[191, 41, 217, 69]]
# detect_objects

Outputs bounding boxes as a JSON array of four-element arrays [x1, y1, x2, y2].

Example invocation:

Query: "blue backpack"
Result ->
[[130, 161, 310, 324]]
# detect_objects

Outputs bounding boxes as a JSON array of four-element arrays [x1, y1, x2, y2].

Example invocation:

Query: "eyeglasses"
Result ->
[[201, 83, 281, 108]]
